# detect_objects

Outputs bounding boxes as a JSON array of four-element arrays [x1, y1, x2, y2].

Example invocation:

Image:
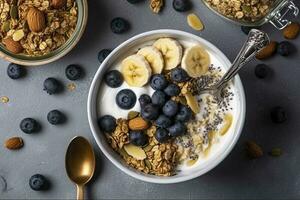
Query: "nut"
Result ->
[[150, 0, 163, 14], [3, 37, 23, 54], [245, 140, 263, 159], [51, 0, 67, 9], [283, 22, 300, 40], [5, 137, 24, 150], [256, 41, 277, 60], [27, 7, 46, 32], [128, 117, 149, 131]]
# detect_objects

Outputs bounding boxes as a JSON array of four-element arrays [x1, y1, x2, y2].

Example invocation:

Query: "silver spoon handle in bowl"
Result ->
[[214, 29, 270, 90]]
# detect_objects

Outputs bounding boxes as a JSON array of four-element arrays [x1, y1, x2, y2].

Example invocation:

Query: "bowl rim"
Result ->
[[0, 0, 88, 66], [87, 29, 246, 184]]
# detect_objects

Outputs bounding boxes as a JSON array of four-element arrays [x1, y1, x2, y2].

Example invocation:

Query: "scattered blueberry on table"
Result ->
[[47, 110, 66, 125], [111, 17, 129, 34], [29, 174, 49, 191], [116, 89, 137, 109], [7, 63, 26, 79], [255, 64, 269, 79], [98, 49, 112, 63], [277, 41, 294, 56], [104, 70, 123, 88], [127, 0, 144, 4], [270, 106, 287, 124], [65, 64, 82, 81], [20, 118, 40, 134], [172, 0, 192, 12], [43, 78, 62, 95]]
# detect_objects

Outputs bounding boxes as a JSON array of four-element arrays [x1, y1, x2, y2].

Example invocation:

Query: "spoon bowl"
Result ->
[[65, 136, 95, 199]]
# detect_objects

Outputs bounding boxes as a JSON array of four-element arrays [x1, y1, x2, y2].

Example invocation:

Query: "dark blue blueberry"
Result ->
[[277, 41, 294, 56], [155, 115, 172, 128], [127, 0, 143, 3], [155, 128, 170, 143], [116, 89, 136, 109], [111, 17, 129, 34], [173, 0, 191, 12], [163, 100, 178, 117], [138, 94, 151, 108], [65, 64, 82, 80], [241, 26, 260, 35], [129, 131, 148, 146], [255, 64, 268, 79], [98, 49, 112, 63], [164, 83, 180, 96], [170, 67, 190, 83], [270, 106, 287, 123], [43, 78, 61, 95], [104, 70, 123, 88], [152, 90, 167, 107], [141, 103, 160, 121], [98, 115, 116, 133], [47, 110, 65, 125], [7, 63, 25, 79], [20, 118, 39, 134], [150, 74, 168, 90], [168, 122, 186, 137], [175, 104, 193, 122], [29, 174, 49, 191]]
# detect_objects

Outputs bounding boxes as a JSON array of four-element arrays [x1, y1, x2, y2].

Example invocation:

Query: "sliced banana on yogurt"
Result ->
[[124, 144, 146, 160], [153, 38, 183, 70], [182, 45, 210, 78], [184, 91, 200, 113], [137, 46, 164, 74], [219, 113, 233, 136], [121, 54, 152, 87]]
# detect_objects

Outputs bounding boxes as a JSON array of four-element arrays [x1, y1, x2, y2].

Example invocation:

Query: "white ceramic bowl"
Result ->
[[87, 30, 246, 184]]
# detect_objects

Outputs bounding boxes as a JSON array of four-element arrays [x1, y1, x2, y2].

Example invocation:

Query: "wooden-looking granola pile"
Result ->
[[0, 0, 77, 56]]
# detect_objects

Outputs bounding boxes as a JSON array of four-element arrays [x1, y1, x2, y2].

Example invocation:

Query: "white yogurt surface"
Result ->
[[97, 38, 241, 174]]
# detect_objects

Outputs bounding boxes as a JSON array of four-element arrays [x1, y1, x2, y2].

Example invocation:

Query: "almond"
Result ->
[[128, 117, 149, 131], [256, 41, 277, 60], [27, 7, 46, 32], [3, 37, 23, 54], [51, 0, 67, 9], [5, 137, 24, 150], [283, 22, 300, 39], [245, 140, 263, 159]]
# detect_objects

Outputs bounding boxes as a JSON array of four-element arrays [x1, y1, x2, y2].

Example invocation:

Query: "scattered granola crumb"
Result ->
[[67, 83, 76, 91], [150, 0, 164, 14], [245, 140, 263, 159], [0, 96, 9, 103]]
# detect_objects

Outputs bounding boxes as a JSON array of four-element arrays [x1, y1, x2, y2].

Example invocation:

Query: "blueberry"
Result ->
[[7, 63, 25, 79], [43, 78, 61, 95], [175, 104, 193, 122], [277, 41, 294, 56], [163, 100, 178, 117], [98, 49, 111, 63], [141, 103, 160, 120], [65, 64, 82, 80], [155, 115, 172, 128], [152, 90, 167, 107], [138, 94, 151, 108], [170, 67, 190, 82], [150, 74, 168, 90], [111, 17, 129, 34], [47, 110, 65, 125], [129, 131, 148, 146], [270, 106, 287, 123], [20, 118, 39, 134], [241, 26, 260, 35], [104, 70, 123, 88], [127, 0, 143, 3], [168, 122, 186, 137], [98, 115, 117, 133], [116, 89, 136, 109], [155, 128, 170, 143], [172, 0, 191, 12], [255, 64, 268, 79], [29, 174, 49, 191], [164, 83, 180, 96]]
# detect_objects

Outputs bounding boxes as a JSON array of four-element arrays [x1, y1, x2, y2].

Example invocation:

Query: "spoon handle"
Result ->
[[76, 185, 84, 200], [215, 29, 270, 89]]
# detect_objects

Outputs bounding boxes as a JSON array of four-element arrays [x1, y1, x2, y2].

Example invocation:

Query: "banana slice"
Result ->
[[182, 45, 210, 78], [121, 54, 152, 87], [184, 91, 200, 113], [137, 46, 164, 74], [124, 144, 146, 160], [153, 38, 183, 70], [219, 113, 233, 136]]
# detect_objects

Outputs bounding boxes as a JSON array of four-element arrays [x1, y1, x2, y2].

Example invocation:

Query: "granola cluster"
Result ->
[[204, 0, 275, 22], [0, 0, 78, 56]]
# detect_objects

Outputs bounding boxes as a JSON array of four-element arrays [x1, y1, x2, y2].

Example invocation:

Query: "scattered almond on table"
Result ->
[[5, 137, 24, 150], [256, 41, 277, 60], [282, 22, 300, 40]]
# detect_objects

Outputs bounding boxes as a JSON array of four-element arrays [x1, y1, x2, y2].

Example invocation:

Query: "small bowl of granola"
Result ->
[[0, 0, 87, 65], [87, 30, 246, 184]]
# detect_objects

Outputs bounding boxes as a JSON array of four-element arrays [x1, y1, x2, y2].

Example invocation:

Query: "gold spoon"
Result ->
[[65, 136, 95, 200]]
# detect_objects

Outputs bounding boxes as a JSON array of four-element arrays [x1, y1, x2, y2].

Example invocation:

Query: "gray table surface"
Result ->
[[1, 0, 300, 199]]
